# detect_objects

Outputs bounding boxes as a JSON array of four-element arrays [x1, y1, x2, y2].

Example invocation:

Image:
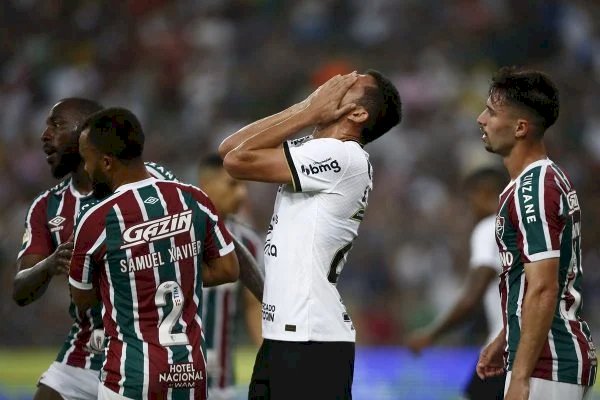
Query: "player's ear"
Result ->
[[515, 119, 528, 139], [101, 154, 113, 171], [347, 106, 369, 124]]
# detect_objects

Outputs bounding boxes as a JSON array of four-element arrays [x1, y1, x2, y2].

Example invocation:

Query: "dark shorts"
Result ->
[[464, 366, 506, 400], [248, 339, 355, 400]]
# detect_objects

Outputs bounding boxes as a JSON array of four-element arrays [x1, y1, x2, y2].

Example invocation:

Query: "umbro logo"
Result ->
[[48, 216, 66, 227], [144, 197, 159, 205]]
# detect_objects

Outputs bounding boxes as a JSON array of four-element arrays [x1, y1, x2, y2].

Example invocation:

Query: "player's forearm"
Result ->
[[218, 103, 306, 157], [511, 285, 558, 380], [13, 260, 52, 306], [428, 295, 477, 340], [232, 235, 264, 302]]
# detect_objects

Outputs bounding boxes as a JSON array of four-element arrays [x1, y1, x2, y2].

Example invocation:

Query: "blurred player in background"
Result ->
[[476, 67, 597, 399], [407, 167, 507, 400], [69, 107, 239, 400], [12, 98, 176, 400], [219, 71, 402, 399], [198, 154, 263, 399]]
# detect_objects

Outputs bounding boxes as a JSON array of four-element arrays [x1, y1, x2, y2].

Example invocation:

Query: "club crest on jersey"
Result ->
[[496, 216, 505, 240], [120, 210, 192, 249]]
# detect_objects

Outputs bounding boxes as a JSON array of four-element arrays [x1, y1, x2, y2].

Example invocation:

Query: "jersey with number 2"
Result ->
[[69, 178, 234, 399]]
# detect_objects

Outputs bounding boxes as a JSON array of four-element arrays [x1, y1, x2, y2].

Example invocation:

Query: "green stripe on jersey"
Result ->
[[137, 185, 190, 366], [517, 167, 548, 256], [105, 207, 145, 394], [181, 189, 207, 357]]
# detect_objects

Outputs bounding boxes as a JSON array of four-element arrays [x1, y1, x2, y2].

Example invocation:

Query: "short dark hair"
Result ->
[[464, 167, 507, 193], [199, 153, 224, 170], [358, 69, 402, 145], [81, 108, 144, 161], [489, 67, 560, 135]]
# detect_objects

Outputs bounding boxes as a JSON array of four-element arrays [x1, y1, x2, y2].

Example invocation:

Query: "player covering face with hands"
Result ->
[[219, 71, 401, 400]]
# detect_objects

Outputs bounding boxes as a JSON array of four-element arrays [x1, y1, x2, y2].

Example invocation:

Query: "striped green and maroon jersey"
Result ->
[[69, 177, 234, 399], [17, 162, 177, 371], [203, 219, 263, 394], [496, 159, 597, 386]]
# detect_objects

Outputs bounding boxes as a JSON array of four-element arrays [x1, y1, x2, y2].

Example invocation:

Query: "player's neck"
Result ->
[[110, 162, 152, 192], [503, 141, 547, 180], [71, 164, 93, 194]]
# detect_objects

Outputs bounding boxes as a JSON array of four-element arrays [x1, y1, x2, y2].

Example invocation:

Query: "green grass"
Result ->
[[0, 347, 256, 393]]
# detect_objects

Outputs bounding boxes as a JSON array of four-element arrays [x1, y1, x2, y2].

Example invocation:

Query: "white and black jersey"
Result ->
[[261, 137, 372, 342], [469, 214, 503, 344]]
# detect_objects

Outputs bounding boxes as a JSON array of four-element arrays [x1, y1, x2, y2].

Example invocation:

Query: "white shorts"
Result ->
[[98, 384, 135, 400], [38, 361, 100, 400], [505, 371, 593, 400]]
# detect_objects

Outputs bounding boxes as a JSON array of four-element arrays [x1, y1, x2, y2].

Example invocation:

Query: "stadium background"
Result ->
[[0, 1, 598, 399]]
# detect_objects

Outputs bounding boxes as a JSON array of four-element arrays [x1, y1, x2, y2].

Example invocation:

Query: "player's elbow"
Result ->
[[223, 150, 251, 179], [12, 284, 29, 307]]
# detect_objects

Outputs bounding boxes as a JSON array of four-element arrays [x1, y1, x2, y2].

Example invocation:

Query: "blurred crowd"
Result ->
[[0, 0, 599, 348]]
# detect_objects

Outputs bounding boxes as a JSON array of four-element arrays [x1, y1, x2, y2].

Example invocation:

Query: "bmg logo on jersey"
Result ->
[[300, 157, 341, 176], [121, 210, 192, 249]]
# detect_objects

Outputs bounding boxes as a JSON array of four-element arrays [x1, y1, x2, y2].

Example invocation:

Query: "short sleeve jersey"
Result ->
[[261, 137, 372, 342], [469, 214, 503, 344], [69, 177, 234, 399], [17, 162, 177, 371], [496, 159, 596, 386]]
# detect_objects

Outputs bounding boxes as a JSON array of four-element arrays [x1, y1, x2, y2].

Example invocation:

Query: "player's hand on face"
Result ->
[[406, 330, 433, 355], [48, 241, 74, 276], [301, 73, 358, 125]]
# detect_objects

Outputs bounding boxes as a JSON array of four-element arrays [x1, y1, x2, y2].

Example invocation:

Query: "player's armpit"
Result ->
[[202, 251, 239, 287], [223, 148, 292, 184]]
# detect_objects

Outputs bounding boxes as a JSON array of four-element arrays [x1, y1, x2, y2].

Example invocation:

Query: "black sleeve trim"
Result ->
[[283, 141, 302, 192]]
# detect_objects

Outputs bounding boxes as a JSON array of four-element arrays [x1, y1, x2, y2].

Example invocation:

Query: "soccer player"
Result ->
[[476, 67, 597, 399], [198, 154, 263, 399], [69, 107, 239, 400], [406, 167, 508, 400], [13, 98, 176, 400], [219, 71, 402, 399]]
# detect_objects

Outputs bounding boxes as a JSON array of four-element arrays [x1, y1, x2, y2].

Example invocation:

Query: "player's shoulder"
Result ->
[[144, 161, 178, 181], [155, 180, 210, 201], [28, 178, 71, 209]]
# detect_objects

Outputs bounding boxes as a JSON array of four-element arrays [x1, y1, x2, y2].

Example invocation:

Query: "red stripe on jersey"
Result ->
[[219, 290, 231, 388], [20, 193, 53, 257], [65, 315, 92, 367], [158, 184, 207, 389], [104, 338, 124, 393], [570, 320, 593, 385], [533, 340, 554, 381], [59, 188, 76, 244], [121, 190, 168, 392], [542, 171, 564, 250]]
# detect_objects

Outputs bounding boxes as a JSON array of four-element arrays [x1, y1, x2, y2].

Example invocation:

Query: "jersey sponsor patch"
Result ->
[[300, 157, 341, 176], [566, 190, 580, 214], [120, 210, 192, 249]]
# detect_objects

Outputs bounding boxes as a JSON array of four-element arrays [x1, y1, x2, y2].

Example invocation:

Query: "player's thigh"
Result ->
[[249, 340, 272, 400], [269, 341, 354, 400], [34, 384, 64, 400], [37, 361, 100, 400]]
